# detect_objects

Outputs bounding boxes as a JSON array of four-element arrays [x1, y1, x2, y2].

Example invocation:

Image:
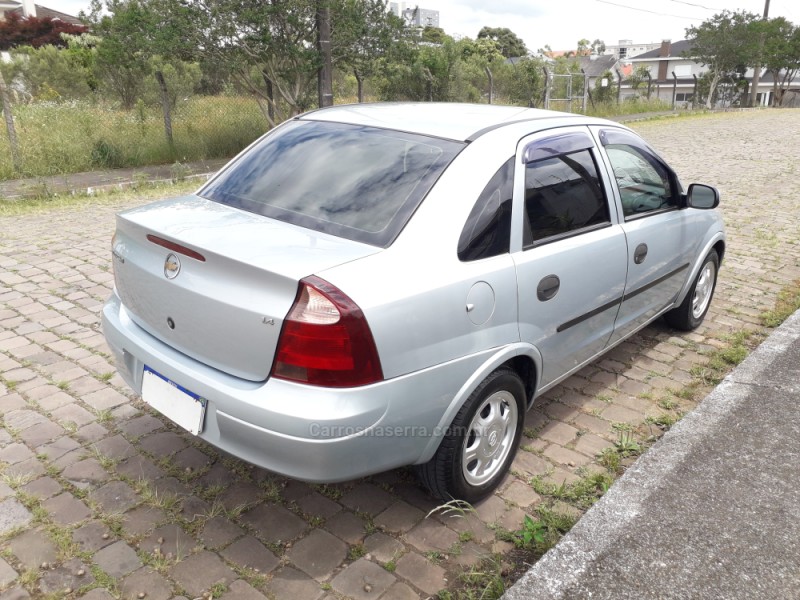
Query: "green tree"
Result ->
[[477, 26, 527, 58], [7, 44, 94, 100], [593, 69, 616, 103], [685, 10, 760, 108], [421, 26, 449, 44], [759, 17, 800, 106]]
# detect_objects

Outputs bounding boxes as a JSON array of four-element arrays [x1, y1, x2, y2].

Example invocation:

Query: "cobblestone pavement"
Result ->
[[1, 109, 800, 600]]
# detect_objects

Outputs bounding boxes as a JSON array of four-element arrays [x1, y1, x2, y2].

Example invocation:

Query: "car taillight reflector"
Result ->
[[272, 276, 383, 387], [147, 234, 206, 262]]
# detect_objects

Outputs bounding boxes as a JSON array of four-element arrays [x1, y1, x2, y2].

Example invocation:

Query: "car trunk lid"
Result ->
[[111, 195, 380, 382]]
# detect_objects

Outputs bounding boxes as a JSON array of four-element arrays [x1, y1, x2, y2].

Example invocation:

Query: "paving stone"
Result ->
[[0, 481, 13, 500], [93, 434, 137, 460], [138, 431, 188, 456], [119, 414, 163, 439], [331, 558, 395, 600], [374, 501, 425, 534], [79, 589, 115, 600], [404, 518, 459, 554], [7, 529, 58, 570], [142, 524, 196, 562], [90, 480, 140, 513], [364, 532, 404, 564], [62, 458, 111, 489], [220, 535, 279, 575], [395, 552, 447, 595], [538, 421, 580, 445], [120, 568, 173, 600], [50, 403, 96, 428], [574, 432, 615, 457], [37, 436, 81, 461], [120, 506, 167, 537], [240, 504, 306, 544], [116, 455, 166, 481], [3, 409, 47, 431], [512, 449, 551, 477], [36, 392, 76, 411], [3, 456, 46, 479], [199, 516, 243, 550], [82, 388, 129, 411], [501, 479, 542, 508], [172, 446, 211, 473], [324, 510, 368, 544], [17, 420, 63, 447], [0, 443, 34, 465], [220, 579, 268, 600], [75, 422, 109, 443], [170, 551, 236, 598], [287, 529, 347, 580], [267, 567, 325, 600], [94, 540, 142, 578], [601, 404, 646, 425], [0, 394, 26, 416], [218, 481, 263, 512], [0, 556, 18, 588], [340, 483, 395, 515], [72, 520, 115, 553], [380, 582, 420, 600], [42, 492, 90, 526], [542, 444, 592, 467], [0, 498, 33, 535], [296, 492, 342, 520], [38, 558, 93, 595]]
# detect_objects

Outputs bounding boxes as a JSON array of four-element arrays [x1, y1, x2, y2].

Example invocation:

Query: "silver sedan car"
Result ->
[[102, 103, 725, 501]]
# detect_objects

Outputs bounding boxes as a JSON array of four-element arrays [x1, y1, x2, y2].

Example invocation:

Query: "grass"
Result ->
[[0, 96, 268, 181], [0, 178, 200, 216], [760, 280, 800, 328]]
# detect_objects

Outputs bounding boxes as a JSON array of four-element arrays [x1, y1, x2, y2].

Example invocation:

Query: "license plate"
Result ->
[[141, 366, 206, 435]]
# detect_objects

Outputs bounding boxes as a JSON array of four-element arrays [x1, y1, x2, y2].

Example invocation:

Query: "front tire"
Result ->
[[417, 367, 525, 502], [665, 250, 718, 331]]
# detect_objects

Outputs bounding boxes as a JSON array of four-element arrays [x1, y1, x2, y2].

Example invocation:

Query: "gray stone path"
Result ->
[[1, 109, 799, 599]]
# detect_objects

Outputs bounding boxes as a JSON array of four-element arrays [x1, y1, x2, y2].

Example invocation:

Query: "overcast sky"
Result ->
[[57, 0, 797, 52]]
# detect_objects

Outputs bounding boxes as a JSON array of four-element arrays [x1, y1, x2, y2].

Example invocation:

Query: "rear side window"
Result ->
[[458, 158, 514, 261], [524, 148, 610, 246], [199, 120, 464, 247]]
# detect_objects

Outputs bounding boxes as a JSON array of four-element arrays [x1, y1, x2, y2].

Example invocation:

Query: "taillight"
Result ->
[[271, 276, 383, 387]]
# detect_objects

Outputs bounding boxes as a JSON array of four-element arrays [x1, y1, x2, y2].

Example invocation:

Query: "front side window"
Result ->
[[200, 120, 464, 247], [600, 129, 678, 218], [524, 148, 610, 246]]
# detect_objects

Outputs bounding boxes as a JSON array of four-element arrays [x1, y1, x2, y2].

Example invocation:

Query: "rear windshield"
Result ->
[[199, 120, 465, 247]]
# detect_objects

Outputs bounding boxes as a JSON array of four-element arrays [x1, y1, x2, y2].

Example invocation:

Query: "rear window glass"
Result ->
[[199, 120, 464, 247]]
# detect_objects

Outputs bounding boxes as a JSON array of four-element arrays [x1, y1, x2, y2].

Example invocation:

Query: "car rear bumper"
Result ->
[[102, 291, 490, 482]]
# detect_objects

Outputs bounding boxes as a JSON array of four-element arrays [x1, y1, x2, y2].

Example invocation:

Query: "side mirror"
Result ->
[[686, 183, 720, 209]]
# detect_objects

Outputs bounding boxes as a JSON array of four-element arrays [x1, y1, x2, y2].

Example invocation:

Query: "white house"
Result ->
[[0, 0, 82, 25]]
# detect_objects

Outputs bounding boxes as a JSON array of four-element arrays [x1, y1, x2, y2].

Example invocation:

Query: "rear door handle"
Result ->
[[537, 275, 560, 301], [634, 243, 648, 264]]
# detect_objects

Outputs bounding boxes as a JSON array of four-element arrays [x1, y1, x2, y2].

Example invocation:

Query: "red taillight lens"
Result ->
[[271, 276, 383, 387]]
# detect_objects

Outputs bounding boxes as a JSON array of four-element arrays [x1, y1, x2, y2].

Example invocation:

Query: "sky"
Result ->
[[56, 0, 799, 52]]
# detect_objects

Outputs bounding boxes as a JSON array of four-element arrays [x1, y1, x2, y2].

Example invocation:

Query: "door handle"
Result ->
[[537, 274, 560, 301], [634, 243, 648, 264]]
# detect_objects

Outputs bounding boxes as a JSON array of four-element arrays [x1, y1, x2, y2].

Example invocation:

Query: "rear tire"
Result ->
[[665, 250, 718, 331], [417, 367, 525, 502]]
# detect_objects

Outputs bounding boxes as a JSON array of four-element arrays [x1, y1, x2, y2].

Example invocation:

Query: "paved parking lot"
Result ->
[[1, 109, 800, 600]]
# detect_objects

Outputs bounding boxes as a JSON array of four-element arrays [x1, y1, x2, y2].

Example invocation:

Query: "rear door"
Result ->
[[591, 127, 694, 344], [512, 128, 628, 388]]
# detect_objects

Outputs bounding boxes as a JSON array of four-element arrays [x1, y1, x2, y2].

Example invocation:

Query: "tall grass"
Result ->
[[0, 96, 268, 181]]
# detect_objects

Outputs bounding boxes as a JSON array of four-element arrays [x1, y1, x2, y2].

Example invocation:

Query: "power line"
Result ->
[[664, 0, 719, 10], [595, 0, 700, 20]]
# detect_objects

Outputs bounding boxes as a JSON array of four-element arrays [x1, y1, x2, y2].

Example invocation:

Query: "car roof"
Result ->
[[298, 102, 597, 142]]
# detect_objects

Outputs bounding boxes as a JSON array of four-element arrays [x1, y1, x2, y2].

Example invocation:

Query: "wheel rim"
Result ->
[[692, 261, 716, 320], [461, 390, 518, 486]]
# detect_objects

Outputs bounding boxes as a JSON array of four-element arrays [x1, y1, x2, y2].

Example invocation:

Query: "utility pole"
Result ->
[[748, 0, 770, 107], [316, 1, 333, 108]]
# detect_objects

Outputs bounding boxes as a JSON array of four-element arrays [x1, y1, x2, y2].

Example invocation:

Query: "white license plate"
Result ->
[[141, 366, 206, 435]]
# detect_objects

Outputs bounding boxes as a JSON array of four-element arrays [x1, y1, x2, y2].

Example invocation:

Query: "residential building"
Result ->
[[625, 39, 781, 107], [0, 0, 82, 25], [388, 2, 439, 28], [604, 39, 662, 60]]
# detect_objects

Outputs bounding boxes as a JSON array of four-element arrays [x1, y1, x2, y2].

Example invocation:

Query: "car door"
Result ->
[[512, 128, 628, 389], [591, 127, 695, 344]]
